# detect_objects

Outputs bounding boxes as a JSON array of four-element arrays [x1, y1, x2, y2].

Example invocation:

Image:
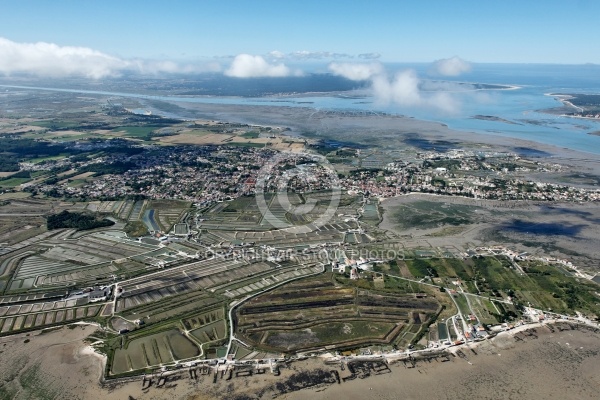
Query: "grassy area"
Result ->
[[222, 196, 258, 212], [30, 121, 79, 129], [444, 258, 474, 281], [381, 253, 600, 320], [469, 296, 500, 325], [240, 131, 260, 139], [123, 221, 149, 237], [112, 329, 199, 374], [405, 255, 600, 317], [311, 320, 395, 343], [147, 199, 191, 210], [0, 177, 31, 187], [405, 258, 437, 278], [46, 133, 103, 142], [112, 126, 160, 139], [66, 179, 87, 187], [518, 262, 600, 315], [226, 142, 265, 148], [452, 292, 472, 317], [189, 320, 227, 343], [120, 297, 223, 325], [0, 192, 31, 200], [28, 154, 69, 164], [334, 274, 416, 294]]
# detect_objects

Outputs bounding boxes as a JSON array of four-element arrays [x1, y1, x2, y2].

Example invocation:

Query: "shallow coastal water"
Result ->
[[2, 64, 600, 155]]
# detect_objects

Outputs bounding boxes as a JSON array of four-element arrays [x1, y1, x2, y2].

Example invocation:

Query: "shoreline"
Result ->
[[162, 99, 600, 161], [2, 318, 599, 400], [284, 321, 600, 400], [543, 92, 600, 121], [3, 82, 600, 158]]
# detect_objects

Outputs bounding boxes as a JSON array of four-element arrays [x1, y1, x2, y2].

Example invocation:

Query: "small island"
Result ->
[[470, 115, 520, 125]]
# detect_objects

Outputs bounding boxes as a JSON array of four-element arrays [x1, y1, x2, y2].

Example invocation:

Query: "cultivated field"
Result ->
[[111, 329, 199, 374], [235, 273, 441, 352]]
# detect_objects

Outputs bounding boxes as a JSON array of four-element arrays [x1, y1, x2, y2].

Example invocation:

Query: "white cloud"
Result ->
[[372, 70, 421, 106], [358, 53, 381, 60], [328, 62, 384, 81], [131, 59, 222, 75], [371, 69, 461, 114], [225, 54, 299, 78], [267, 50, 286, 60], [290, 51, 352, 60], [0, 37, 127, 79], [264, 50, 377, 62], [0, 37, 222, 78], [431, 56, 472, 76], [330, 61, 466, 114]]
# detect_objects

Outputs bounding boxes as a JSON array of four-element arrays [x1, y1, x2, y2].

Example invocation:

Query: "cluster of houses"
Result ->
[[331, 254, 374, 279], [19, 141, 600, 206]]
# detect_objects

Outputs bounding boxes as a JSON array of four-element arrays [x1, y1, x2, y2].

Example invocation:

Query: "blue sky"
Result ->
[[1, 0, 599, 64]]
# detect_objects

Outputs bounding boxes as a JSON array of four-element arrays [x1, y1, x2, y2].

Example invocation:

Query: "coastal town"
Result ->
[[10, 138, 600, 204]]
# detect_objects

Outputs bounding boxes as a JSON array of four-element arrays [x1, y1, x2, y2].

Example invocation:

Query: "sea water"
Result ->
[[252, 64, 600, 155], [2, 64, 599, 154], [153, 64, 600, 155]]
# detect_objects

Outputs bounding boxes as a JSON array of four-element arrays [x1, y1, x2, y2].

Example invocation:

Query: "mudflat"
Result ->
[[284, 326, 600, 400], [156, 101, 600, 174], [1, 324, 599, 400]]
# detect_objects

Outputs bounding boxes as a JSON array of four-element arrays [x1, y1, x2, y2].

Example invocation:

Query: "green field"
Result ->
[[28, 154, 69, 164], [452, 293, 471, 317], [400, 255, 600, 317], [311, 320, 396, 342], [112, 126, 161, 138], [264, 319, 397, 350], [189, 320, 227, 343], [240, 131, 260, 139], [0, 178, 31, 187], [226, 142, 265, 148], [111, 329, 199, 374], [236, 273, 441, 353], [0, 191, 31, 200], [467, 295, 501, 325], [182, 308, 225, 330], [66, 179, 87, 187], [30, 121, 80, 129], [405, 258, 437, 278]]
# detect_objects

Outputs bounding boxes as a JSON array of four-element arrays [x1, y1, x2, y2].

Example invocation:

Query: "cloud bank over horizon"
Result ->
[[0, 37, 126, 79], [328, 58, 473, 114], [224, 54, 301, 78], [0, 37, 221, 78], [431, 56, 472, 76], [328, 62, 383, 81], [264, 50, 380, 62], [0, 36, 472, 101]]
